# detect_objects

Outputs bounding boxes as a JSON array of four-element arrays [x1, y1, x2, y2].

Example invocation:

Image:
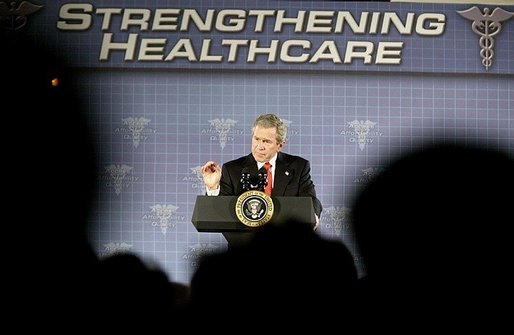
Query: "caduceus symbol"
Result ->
[[122, 117, 150, 148], [458, 7, 514, 70], [150, 204, 178, 234], [105, 164, 133, 195], [325, 206, 350, 235], [0, 1, 43, 31], [208, 118, 237, 149], [348, 120, 376, 151]]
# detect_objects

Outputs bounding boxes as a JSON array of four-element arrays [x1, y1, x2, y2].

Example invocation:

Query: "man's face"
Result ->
[[251, 125, 284, 163]]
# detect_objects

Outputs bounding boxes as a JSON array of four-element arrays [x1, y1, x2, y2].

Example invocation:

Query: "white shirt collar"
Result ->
[[257, 153, 278, 170]]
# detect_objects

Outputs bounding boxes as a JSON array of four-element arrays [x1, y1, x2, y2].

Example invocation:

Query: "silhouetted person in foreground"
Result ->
[[187, 221, 358, 330], [97, 253, 190, 330], [350, 143, 514, 331], [2, 35, 188, 330], [2, 33, 101, 330]]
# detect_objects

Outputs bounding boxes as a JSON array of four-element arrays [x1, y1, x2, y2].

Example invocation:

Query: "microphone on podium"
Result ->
[[258, 167, 268, 192], [240, 167, 250, 192], [240, 167, 268, 192]]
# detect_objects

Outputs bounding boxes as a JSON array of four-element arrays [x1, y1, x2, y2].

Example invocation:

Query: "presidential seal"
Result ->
[[235, 190, 274, 227]]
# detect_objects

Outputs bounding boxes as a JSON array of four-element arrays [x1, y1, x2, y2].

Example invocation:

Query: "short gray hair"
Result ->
[[252, 114, 287, 143]]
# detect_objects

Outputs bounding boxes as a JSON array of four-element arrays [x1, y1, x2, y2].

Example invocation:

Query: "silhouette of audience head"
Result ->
[[96, 253, 190, 329], [188, 220, 358, 329], [3, 35, 191, 330], [351, 143, 514, 327], [1, 33, 101, 329], [3, 35, 98, 244]]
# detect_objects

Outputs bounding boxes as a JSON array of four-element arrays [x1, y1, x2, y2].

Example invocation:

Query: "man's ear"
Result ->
[[277, 141, 285, 151]]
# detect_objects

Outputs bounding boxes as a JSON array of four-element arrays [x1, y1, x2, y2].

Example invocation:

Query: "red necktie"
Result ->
[[264, 162, 272, 196]]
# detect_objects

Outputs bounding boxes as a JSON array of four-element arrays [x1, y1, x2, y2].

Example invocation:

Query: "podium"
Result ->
[[191, 195, 316, 246]]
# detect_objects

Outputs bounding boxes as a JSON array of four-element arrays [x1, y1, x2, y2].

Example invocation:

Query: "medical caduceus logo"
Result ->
[[0, 1, 43, 31], [122, 117, 150, 148], [208, 118, 237, 149], [458, 7, 514, 70]]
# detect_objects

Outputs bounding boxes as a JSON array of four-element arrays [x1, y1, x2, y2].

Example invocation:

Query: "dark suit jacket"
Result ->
[[219, 152, 323, 216]]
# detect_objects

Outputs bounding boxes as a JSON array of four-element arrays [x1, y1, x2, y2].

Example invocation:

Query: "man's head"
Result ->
[[251, 114, 287, 163], [351, 143, 514, 282]]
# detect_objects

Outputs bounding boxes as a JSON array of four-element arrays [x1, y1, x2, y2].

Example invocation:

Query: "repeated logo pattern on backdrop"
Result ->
[[7, 1, 513, 284]]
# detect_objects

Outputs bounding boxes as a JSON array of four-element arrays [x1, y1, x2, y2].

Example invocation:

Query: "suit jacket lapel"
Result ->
[[244, 154, 259, 176], [272, 152, 293, 196], [233, 154, 259, 195]]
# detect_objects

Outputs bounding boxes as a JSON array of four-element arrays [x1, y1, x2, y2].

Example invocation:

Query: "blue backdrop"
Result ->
[[18, 0, 514, 284]]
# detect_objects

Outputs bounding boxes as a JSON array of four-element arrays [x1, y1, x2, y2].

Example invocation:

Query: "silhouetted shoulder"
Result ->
[[188, 220, 358, 330], [350, 143, 514, 330]]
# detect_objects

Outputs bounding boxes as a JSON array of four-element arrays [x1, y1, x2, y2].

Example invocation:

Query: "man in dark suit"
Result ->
[[202, 114, 322, 228]]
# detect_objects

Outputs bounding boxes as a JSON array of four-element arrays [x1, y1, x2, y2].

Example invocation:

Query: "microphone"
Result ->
[[241, 167, 250, 191], [257, 167, 268, 192], [240, 167, 269, 192], [248, 174, 261, 190]]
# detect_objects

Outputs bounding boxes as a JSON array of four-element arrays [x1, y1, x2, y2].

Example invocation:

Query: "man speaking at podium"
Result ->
[[201, 113, 322, 229]]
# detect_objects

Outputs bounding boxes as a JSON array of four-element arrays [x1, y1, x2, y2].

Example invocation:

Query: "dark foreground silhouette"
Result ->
[[351, 143, 514, 330], [3, 35, 188, 331], [187, 221, 358, 330]]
